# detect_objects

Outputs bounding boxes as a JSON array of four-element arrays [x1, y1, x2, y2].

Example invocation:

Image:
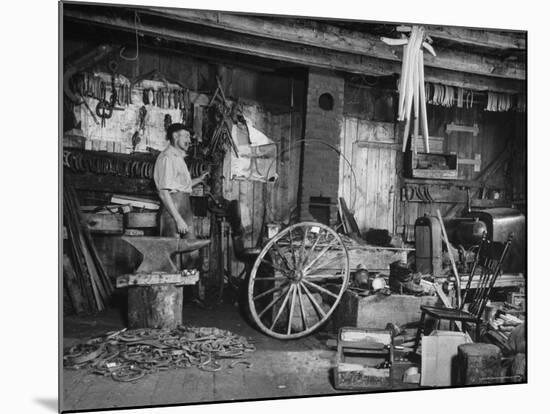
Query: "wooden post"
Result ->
[[128, 284, 183, 329]]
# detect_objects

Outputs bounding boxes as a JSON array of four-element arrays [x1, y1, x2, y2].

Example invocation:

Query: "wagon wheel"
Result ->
[[248, 221, 350, 339]]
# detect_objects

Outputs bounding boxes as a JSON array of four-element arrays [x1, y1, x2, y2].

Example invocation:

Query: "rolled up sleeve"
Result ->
[[154, 156, 178, 192]]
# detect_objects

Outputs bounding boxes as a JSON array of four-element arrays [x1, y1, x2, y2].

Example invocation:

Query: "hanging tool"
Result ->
[[164, 114, 172, 131], [80, 94, 100, 125], [382, 26, 435, 153]]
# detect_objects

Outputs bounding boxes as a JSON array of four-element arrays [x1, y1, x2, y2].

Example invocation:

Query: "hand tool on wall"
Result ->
[[164, 114, 172, 131], [63, 45, 114, 104]]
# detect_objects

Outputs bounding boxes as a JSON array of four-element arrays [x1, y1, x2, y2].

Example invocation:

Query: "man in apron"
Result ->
[[153, 123, 209, 266]]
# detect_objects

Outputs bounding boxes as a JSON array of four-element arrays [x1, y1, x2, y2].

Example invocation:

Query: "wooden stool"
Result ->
[[457, 343, 502, 385]]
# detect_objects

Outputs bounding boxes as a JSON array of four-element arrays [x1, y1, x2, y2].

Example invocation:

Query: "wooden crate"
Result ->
[[406, 151, 458, 180], [81, 212, 123, 234]]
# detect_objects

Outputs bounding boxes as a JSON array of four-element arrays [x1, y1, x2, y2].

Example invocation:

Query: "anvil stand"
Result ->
[[117, 236, 210, 329]]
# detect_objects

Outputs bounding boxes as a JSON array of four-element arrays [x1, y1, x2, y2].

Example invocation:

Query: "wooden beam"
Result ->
[[425, 26, 526, 50], [63, 8, 525, 93], [142, 7, 525, 80]]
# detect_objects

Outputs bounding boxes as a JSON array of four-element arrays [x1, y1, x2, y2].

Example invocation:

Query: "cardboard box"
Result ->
[[421, 330, 469, 387]]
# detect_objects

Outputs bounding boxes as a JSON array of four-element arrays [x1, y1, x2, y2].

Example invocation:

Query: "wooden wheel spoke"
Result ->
[[254, 276, 289, 281], [253, 282, 289, 301], [298, 226, 309, 270], [300, 230, 322, 269], [260, 258, 290, 275], [305, 251, 346, 275], [301, 282, 327, 319], [258, 285, 291, 319], [297, 284, 308, 330], [272, 241, 294, 272], [302, 279, 339, 299], [287, 285, 298, 335], [286, 230, 298, 270], [303, 238, 338, 275], [270, 285, 294, 330], [304, 273, 345, 280]]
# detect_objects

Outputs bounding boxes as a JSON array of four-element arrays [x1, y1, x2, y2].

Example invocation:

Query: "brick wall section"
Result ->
[[299, 70, 345, 225]]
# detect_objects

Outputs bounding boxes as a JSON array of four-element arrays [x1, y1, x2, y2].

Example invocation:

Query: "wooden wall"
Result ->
[[342, 83, 525, 238]]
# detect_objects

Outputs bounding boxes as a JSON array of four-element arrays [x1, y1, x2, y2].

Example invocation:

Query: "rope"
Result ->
[[119, 12, 140, 61]]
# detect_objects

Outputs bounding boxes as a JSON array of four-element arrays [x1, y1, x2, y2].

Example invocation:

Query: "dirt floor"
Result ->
[[62, 293, 417, 412]]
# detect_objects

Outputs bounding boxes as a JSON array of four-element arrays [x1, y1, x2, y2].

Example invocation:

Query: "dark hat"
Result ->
[[166, 123, 190, 141]]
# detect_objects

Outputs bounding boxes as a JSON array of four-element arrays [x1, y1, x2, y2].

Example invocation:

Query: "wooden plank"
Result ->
[[339, 118, 354, 208], [414, 136, 444, 153], [424, 26, 526, 50], [389, 150, 397, 233], [143, 8, 525, 79], [116, 272, 199, 288], [321, 245, 408, 272], [64, 8, 526, 93], [355, 141, 401, 151], [366, 147, 379, 229], [63, 253, 89, 314]]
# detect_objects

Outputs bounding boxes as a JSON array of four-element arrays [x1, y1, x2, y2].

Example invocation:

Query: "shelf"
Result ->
[[402, 177, 499, 189]]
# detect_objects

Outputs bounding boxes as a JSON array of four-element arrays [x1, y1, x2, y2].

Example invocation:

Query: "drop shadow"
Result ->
[[34, 398, 58, 412]]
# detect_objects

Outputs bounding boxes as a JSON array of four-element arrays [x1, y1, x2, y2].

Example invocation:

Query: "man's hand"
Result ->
[[199, 171, 210, 183], [175, 217, 189, 234]]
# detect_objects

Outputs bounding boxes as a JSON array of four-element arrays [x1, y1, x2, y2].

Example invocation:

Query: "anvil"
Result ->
[[122, 236, 211, 273]]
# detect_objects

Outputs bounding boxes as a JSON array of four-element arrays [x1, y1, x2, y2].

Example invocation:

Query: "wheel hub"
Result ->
[[289, 270, 304, 282]]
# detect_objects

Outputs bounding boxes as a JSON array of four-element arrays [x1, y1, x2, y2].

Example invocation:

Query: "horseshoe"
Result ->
[[111, 366, 145, 382]]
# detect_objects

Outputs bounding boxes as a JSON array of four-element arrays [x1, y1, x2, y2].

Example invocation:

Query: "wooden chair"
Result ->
[[413, 232, 513, 352]]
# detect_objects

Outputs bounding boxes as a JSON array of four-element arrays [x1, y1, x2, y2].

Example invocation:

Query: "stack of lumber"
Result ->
[[486, 311, 524, 350], [63, 182, 114, 313]]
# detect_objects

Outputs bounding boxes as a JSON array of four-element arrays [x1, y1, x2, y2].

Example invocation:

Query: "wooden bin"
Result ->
[[333, 327, 393, 390]]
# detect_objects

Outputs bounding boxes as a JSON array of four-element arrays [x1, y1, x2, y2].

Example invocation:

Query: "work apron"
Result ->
[[159, 191, 195, 238], [159, 191, 198, 268]]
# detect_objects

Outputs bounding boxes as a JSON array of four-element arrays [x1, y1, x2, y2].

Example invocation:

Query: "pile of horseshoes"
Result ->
[[63, 326, 256, 382]]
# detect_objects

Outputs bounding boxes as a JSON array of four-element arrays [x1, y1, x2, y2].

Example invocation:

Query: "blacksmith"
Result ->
[[154, 123, 208, 240]]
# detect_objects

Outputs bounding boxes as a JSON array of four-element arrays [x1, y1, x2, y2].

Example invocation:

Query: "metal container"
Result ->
[[415, 215, 442, 276], [462, 208, 525, 273]]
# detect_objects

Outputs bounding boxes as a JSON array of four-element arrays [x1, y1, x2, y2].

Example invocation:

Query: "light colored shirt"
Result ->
[[153, 144, 192, 193]]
